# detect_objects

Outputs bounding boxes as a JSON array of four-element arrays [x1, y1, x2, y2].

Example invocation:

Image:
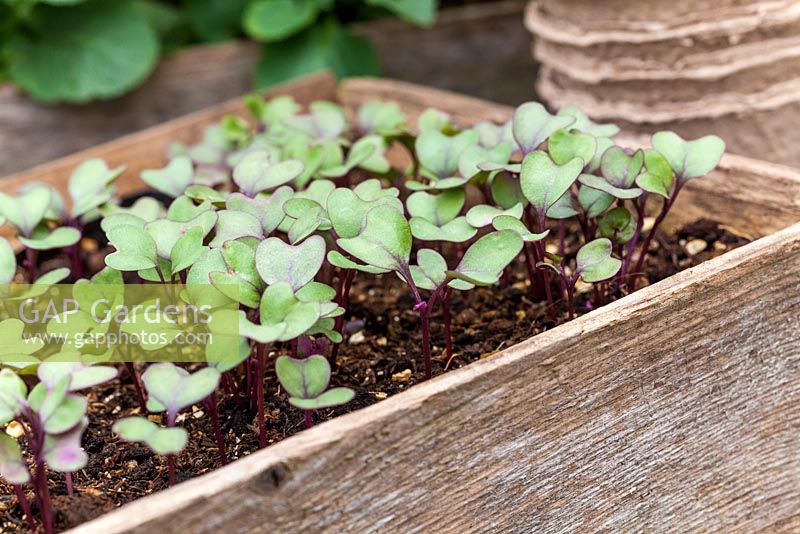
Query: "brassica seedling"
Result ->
[[114, 363, 220, 484], [275, 355, 354, 428], [407, 231, 524, 363], [540, 238, 622, 319], [0, 362, 116, 534]]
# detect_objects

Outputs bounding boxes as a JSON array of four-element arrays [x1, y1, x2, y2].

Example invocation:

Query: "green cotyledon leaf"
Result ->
[[337, 205, 412, 272], [576, 238, 622, 283]]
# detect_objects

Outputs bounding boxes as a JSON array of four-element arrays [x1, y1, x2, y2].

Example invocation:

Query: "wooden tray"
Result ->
[[4, 73, 798, 533]]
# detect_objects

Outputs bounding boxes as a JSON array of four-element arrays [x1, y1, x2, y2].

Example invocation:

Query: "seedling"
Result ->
[[407, 189, 476, 242], [408, 129, 480, 190], [540, 238, 622, 319], [357, 101, 407, 138], [275, 355, 354, 428], [0, 159, 122, 280], [141, 155, 195, 198], [0, 362, 116, 534], [114, 363, 221, 485], [408, 231, 524, 363], [513, 102, 575, 155], [627, 133, 725, 284]]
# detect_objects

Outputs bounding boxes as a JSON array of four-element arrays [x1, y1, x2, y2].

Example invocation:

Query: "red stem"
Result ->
[[66, 472, 73, 496]]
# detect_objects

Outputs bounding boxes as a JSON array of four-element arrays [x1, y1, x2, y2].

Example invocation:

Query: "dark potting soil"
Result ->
[[0, 218, 750, 532]]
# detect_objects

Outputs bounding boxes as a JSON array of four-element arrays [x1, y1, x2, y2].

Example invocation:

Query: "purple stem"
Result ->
[[402, 267, 433, 380], [166, 411, 178, 487], [532, 211, 557, 319], [65, 221, 85, 280], [167, 456, 177, 487], [619, 198, 646, 286], [14, 484, 36, 531], [329, 270, 355, 366], [204, 392, 227, 466], [221, 372, 243, 408], [26, 414, 53, 534], [559, 271, 578, 321], [631, 182, 685, 287], [256, 344, 266, 448], [124, 362, 147, 412], [522, 243, 539, 295], [418, 302, 432, 380], [532, 239, 557, 321], [304, 410, 314, 429], [244, 357, 252, 412], [66, 472, 73, 496], [25, 248, 38, 282], [67, 244, 84, 280], [539, 259, 557, 321]]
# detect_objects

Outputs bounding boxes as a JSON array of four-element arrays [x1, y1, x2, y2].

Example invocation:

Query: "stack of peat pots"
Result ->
[[525, 0, 800, 167]]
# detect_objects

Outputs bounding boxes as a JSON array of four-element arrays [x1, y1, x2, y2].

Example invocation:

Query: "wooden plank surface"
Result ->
[[339, 77, 800, 237], [74, 219, 800, 533], [68, 80, 800, 532]]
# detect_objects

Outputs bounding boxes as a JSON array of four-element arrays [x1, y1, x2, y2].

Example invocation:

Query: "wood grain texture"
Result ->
[[63, 80, 800, 532], [338, 77, 800, 237], [74, 220, 800, 533]]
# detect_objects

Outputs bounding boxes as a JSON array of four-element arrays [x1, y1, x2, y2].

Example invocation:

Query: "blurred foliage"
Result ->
[[0, 0, 438, 104]]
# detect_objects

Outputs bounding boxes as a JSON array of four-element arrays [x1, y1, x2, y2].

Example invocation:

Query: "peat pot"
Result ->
[[3, 73, 800, 532], [525, 0, 800, 168]]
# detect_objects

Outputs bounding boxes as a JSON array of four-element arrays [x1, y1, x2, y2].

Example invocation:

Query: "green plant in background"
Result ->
[[0, 0, 438, 103]]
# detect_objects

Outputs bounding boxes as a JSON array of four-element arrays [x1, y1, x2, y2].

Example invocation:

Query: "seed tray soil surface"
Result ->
[[0, 219, 748, 532]]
